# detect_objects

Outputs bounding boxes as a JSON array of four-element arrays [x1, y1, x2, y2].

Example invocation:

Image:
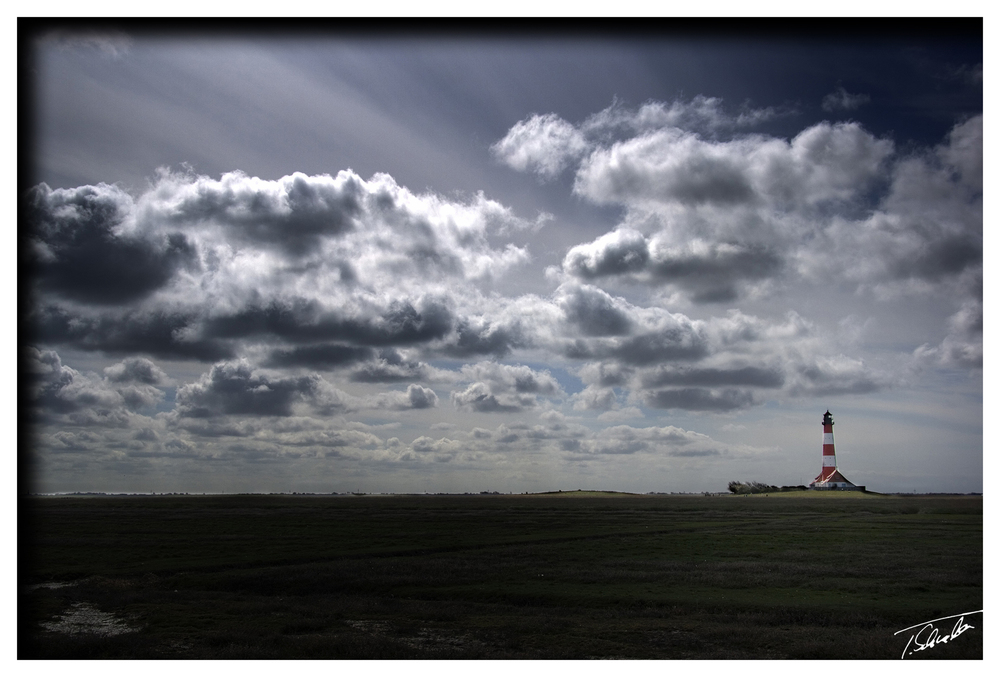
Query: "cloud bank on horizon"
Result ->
[[25, 28, 982, 494]]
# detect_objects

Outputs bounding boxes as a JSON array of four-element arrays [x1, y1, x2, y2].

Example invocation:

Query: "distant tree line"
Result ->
[[727, 481, 807, 494]]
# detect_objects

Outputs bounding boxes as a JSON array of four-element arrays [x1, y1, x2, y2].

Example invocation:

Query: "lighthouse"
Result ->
[[809, 410, 863, 490]]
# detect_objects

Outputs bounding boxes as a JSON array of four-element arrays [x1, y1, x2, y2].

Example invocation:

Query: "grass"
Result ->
[[20, 492, 982, 659]]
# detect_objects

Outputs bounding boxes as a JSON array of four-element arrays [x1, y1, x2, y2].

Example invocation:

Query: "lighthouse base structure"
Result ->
[[809, 469, 865, 491]]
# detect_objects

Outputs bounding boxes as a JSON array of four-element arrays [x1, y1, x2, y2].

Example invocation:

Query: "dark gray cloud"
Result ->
[[266, 344, 376, 369], [561, 307, 709, 365], [787, 357, 886, 397], [557, 284, 633, 336], [27, 348, 111, 415], [151, 170, 363, 257], [27, 347, 165, 418], [643, 388, 757, 412], [609, 328, 710, 365], [562, 232, 782, 303], [176, 361, 322, 418], [34, 305, 234, 361], [890, 235, 980, 282], [403, 384, 438, 410], [640, 366, 784, 389], [646, 243, 783, 303], [29, 183, 197, 305], [205, 297, 454, 347], [444, 318, 526, 358], [564, 328, 710, 366]]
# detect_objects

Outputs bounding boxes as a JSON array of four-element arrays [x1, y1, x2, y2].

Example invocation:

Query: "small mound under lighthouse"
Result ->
[[809, 410, 864, 491]]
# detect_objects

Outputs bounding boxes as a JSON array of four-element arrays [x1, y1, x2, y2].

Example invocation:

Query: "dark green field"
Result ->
[[20, 492, 982, 659]]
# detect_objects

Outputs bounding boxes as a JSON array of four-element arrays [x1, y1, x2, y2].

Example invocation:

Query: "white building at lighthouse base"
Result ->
[[809, 469, 865, 491]]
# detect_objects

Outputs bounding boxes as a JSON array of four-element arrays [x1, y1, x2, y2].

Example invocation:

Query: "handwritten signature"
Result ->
[[894, 610, 982, 659]]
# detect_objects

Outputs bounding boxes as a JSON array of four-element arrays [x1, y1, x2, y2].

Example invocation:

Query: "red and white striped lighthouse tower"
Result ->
[[809, 410, 861, 490]]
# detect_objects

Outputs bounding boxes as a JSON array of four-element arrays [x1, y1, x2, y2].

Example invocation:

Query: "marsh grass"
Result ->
[[21, 493, 982, 659]]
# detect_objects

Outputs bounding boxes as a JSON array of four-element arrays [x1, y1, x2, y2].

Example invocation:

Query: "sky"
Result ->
[[23, 22, 983, 495]]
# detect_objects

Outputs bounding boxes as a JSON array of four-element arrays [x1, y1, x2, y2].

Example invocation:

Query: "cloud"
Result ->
[[801, 116, 981, 295], [787, 355, 888, 397], [566, 315, 710, 365], [491, 113, 589, 179], [205, 297, 454, 347], [29, 169, 540, 366], [587, 96, 785, 136], [447, 386, 527, 415], [642, 387, 758, 412], [103, 357, 169, 385], [28, 183, 198, 305], [580, 424, 723, 456], [563, 234, 782, 303], [34, 304, 234, 361], [175, 360, 326, 418], [571, 384, 619, 411], [460, 362, 562, 396], [537, 105, 978, 317], [26, 347, 166, 420], [28, 348, 121, 414], [575, 128, 757, 208], [556, 284, 634, 336], [266, 344, 376, 369], [402, 384, 439, 409], [639, 365, 784, 389], [576, 361, 633, 387], [144, 169, 364, 257], [368, 384, 440, 411], [442, 317, 527, 358], [349, 349, 430, 383], [914, 299, 982, 370], [562, 230, 650, 280], [493, 97, 790, 184], [643, 240, 783, 303], [821, 86, 871, 112], [451, 362, 563, 413], [573, 121, 892, 210]]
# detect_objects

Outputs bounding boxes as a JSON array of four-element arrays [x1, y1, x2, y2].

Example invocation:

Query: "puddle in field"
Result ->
[[40, 602, 139, 637]]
